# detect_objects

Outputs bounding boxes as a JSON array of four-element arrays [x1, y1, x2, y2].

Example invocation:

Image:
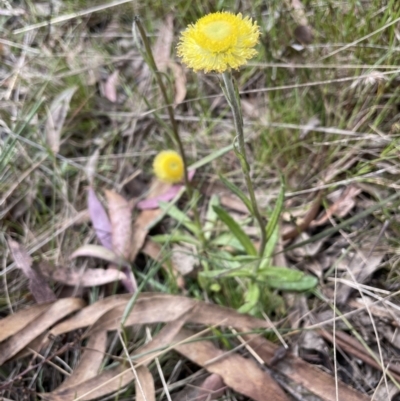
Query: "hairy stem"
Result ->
[[221, 70, 266, 272]]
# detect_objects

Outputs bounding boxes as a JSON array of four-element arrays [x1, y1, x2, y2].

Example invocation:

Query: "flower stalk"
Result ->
[[221, 70, 266, 271], [134, 16, 205, 245]]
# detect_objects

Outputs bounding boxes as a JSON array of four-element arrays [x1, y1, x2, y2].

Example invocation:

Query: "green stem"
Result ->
[[221, 70, 266, 272], [134, 17, 205, 246]]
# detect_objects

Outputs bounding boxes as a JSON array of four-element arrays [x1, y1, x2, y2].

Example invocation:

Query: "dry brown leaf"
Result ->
[[129, 180, 171, 262], [244, 332, 370, 401], [55, 331, 107, 392], [48, 293, 270, 341], [312, 186, 361, 227], [169, 61, 187, 106], [39, 262, 127, 287], [173, 328, 289, 401], [174, 373, 225, 401], [153, 14, 173, 72], [0, 298, 85, 365], [70, 244, 129, 267], [50, 295, 129, 337], [0, 303, 50, 343], [8, 239, 56, 304], [45, 86, 77, 153], [86, 294, 271, 337], [87, 187, 112, 249], [336, 245, 385, 304], [105, 190, 132, 259], [282, 192, 322, 241], [171, 244, 197, 276], [136, 366, 155, 401]]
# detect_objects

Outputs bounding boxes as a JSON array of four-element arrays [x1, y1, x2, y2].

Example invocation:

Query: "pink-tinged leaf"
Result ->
[[39, 262, 127, 287], [88, 187, 112, 250], [104, 190, 132, 259], [197, 374, 225, 400], [71, 244, 130, 268], [120, 265, 137, 293], [103, 70, 119, 103], [8, 239, 56, 304], [136, 170, 196, 210]]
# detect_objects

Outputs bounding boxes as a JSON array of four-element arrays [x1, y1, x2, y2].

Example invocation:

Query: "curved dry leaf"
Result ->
[[47, 317, 188, 401], [173, 328, 289, 401], [8, 239, 56, 304], [49, 293, 271, 339], [71, 244, 129, 267], [0, 298, 85, 365], [88, 188, 112, 250], [136, 366, 155, 401], [0, 303, 50, 343], [46, 86, 77, 153], [55, 331, 107, 392], [39, 262, 127, 287], [105, 190, 132, 259], [50, 295, 129, 337]]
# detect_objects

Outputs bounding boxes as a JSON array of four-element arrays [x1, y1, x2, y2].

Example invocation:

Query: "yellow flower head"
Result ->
[[177, 11, 260, 73], [153, 150, 184, 184]]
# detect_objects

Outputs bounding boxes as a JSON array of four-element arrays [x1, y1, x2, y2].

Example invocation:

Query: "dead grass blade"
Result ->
[[0, 298, 85, 365], [173, 328, 289, 401], [45, 86, 77, 154], [39, 262, 127, 287], [244, 333, 370, 401], [8, 239, 56, 304]]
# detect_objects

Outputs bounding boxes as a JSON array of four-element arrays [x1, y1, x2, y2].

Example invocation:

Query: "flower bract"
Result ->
[[153, 150, 184, 183], [177, 11, 260, 73]]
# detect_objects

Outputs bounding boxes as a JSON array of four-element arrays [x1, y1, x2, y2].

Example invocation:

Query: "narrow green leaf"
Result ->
[[189, 144, 233, 170], [238, 282, 260, 314], [158, 202, 198, 235], [259, 266, 317, 291], [213, 205, 257, 256], [265, 174, 285, 240], [259, 223, 279, 269], [151, 233, 199, 245], [204, 195, 220, 241], [219, 174, 253, 214]]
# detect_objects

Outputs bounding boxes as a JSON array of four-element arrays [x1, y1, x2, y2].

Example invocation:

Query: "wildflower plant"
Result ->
[[178, 12, 267, 272]]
